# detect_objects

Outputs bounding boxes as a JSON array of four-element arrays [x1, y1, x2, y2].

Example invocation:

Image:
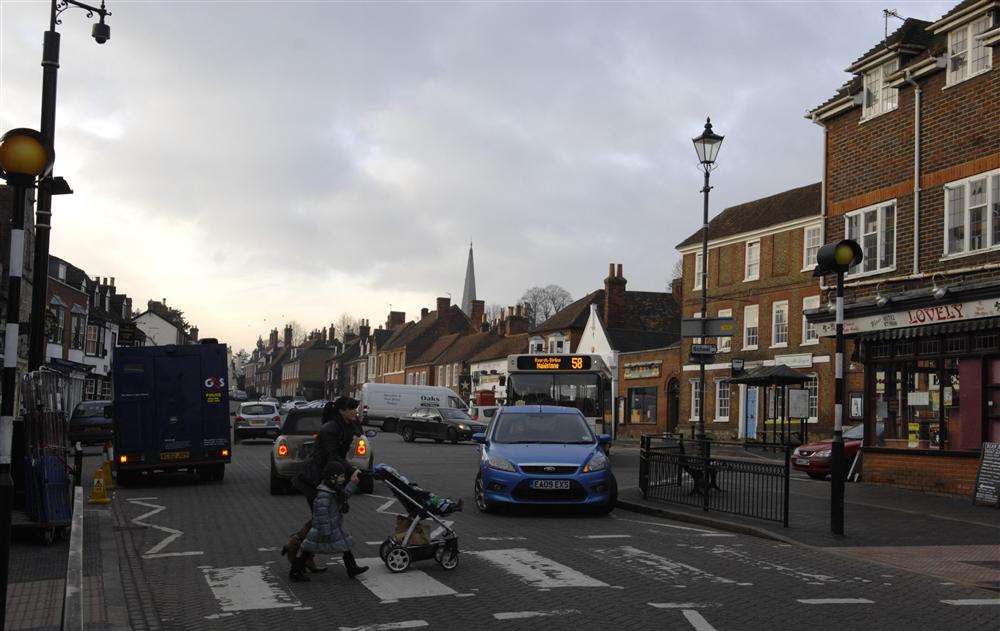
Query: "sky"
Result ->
[[0, 0, 956, 351]]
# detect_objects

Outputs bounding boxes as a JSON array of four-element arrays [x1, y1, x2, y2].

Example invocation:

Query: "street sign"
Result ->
[[690, 344, 717, 355], [681, 317, 736, 338], [788, 388, 810, 419]]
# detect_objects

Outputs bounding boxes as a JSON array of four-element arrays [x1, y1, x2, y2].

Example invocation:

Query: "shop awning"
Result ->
[[859, 316, 1000, 340], [729, 364, 810, 386]]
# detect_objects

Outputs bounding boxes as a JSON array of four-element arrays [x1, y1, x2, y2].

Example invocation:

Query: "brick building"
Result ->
[[616, 343, 682, 439], [806, 0, 1000, 495], [676, 184, 840, 441], [281, 328, 339, 400], [375, 298, 474, 385]]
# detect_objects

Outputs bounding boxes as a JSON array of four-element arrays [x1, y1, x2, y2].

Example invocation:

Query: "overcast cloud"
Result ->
[[0, 1, 955, 350]]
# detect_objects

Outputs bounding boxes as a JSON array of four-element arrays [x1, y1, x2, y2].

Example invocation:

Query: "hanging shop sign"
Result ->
[[817, 297, 1000, 337]]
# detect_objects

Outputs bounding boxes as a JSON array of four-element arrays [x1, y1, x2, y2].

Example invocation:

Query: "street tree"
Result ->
[[519, 285, 573, 326], [335, 313, 360, 340], [484, 303, 505, 324]]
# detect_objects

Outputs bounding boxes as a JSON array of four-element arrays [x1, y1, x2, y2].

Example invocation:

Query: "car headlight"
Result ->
[[486, 456, 516, 472], [458, 423, 467, 430], [814, 449, 831, 458], [583, 450, 608, 473]]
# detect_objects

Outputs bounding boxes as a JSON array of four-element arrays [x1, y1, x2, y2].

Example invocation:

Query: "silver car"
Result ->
[[270, 408, 376, 495], [234, 402, 281, 442]]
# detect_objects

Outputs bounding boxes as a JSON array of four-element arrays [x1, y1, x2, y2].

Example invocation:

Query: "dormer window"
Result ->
[[948, 14, 993, 85], [862, 57, 899, 119], [57, 263, 66, 281]]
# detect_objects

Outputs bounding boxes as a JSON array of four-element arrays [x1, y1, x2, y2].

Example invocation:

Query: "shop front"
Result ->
[[616, 347, 680, 439], [811, 281, 1000, 496]]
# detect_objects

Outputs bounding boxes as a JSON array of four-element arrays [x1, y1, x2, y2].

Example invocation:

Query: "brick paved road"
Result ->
[[111, 433, 1000, 631]]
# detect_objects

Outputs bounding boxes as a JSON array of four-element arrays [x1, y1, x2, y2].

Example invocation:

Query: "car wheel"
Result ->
[[596, 475, 618, 515], [270, 461, 288, 495], [402, 425, 415, 443], [474, 473, 495, 514], [447, 428, 458, 444], [383, 418, 398, 433]]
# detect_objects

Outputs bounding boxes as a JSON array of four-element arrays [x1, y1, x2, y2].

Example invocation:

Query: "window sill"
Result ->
[[742, 345, 758, 352], [801, 339, 820, 347], [943, 67, 992, 90], [858, 106, 898, 124], [845, 265, 896, 281], [712, 417, 729, 423], [940, 246, 999, 262], [743, 275, 760, 283], [770, 343, 788, 349]]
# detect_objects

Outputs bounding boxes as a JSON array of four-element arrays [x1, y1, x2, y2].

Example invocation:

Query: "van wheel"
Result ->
[[213, 465, 226, 482], [198, 467, 215, 483], [402, 426, 415, 443], [383, 418, 398, 433]]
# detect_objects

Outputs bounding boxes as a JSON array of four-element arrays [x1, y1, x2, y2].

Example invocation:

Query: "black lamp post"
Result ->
[[691, 118, 723, 448], [0, 128, 53, 631], [28, 0, 112, 372], [813, 239, 862, 536]]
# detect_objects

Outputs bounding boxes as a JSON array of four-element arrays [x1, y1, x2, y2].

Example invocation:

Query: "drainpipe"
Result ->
[[905, 69, 921, 276], [811, 114, 827, 222]]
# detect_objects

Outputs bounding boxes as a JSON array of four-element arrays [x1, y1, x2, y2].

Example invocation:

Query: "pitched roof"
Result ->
[[618, 291, 681, 333], [676, 183, 822, 248], [605, 329, 679, 353], [435, 331, 500, 365], [411, 333, 462, 366], [847, 18, 932, 71], [469, 333, 529, 363], [532, 290, 602, 334], [383, 305, 472, 362]]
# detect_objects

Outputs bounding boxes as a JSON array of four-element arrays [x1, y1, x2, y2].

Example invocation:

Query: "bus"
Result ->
[[505, 354, 611, 433]]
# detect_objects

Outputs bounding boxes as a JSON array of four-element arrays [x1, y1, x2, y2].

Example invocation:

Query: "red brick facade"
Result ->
[[863, 450, 982, 496], [616, 346, 681, 439]]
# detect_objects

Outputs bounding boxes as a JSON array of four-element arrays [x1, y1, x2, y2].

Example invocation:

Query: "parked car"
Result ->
[[68, 400, 113, 446], [361, 383, 466, 433], [399, 407, 486, 444], [473, 405, 616, 514], [279, 398, 308, 414], [270, 407, 376, 495], [234, 402, 281, 442], [230, 389, 248, 402], [791, 424, 864, 479], [261, 396, 279, 404], [469, 405, 499, 424]]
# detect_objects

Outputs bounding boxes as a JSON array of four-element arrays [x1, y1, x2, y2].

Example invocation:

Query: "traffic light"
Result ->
[[813, 239, 863, 276]]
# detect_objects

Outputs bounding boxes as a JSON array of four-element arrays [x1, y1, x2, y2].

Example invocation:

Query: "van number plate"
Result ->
[[160, 451, 190, 461], [531, 479, 570, 490]]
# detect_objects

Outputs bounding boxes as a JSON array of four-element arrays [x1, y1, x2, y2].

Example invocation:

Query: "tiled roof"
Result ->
[[411, 333, 461, 365], [532, 291, 603, 334], [605, 329, 679, 353], [384, 305, 472, 363], [469, 333, 529, 363], [435, 331, 500, 365], [677, 183, 821, 248], [847, 18, 932, 70], [618, 291, 681, 333]]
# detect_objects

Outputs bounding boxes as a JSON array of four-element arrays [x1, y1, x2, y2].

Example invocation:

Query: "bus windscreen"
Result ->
[[507, 373, 601, 417]]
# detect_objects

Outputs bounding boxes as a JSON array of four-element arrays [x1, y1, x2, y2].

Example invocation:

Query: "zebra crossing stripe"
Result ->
[[469, 548, 608, 589], [354, 558, 457, 601], [940, 599, 1000, 606], [797, 598, 873, 604], [202, 566, 300, 612], [338, 622, 429, 631], [493, 609, 581, 620]]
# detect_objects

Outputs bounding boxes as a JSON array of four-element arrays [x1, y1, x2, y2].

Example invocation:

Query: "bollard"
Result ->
[[73, 442, 83, 488]]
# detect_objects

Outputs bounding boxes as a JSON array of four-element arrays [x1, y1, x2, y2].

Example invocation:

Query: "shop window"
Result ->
[[628, 387, 658, 424], [973, 333, 999, 352], [944, 336, 967, 354], [845, 201, 896, 277], [919, 338, 940, 356]]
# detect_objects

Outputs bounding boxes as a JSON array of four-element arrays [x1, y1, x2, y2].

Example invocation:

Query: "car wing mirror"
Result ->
[[472, 432, 486, 444], [596, 434, 612, 444]]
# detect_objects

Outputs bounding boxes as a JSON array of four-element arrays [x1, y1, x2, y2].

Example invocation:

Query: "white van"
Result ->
[[360, 383, 467, 432]]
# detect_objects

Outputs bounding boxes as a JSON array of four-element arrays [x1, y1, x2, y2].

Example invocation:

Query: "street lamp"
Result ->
[[691, 118, 723, 449], [0, 128, 52, 631], [28, 0, 112, 372], [813, 239, 862, 536]]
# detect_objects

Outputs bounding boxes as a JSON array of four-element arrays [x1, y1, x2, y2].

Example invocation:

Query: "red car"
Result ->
[[791, 424, 864, 479]]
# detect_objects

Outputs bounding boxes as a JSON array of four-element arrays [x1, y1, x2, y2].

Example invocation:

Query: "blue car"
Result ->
[[473, 406, 616, 514]]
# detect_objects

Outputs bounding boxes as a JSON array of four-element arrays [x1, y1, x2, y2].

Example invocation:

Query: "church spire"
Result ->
[[461, 242, 477, 317]]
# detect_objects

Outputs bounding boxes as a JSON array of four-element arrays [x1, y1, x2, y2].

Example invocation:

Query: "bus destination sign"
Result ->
[[516, 355, 593, 371]]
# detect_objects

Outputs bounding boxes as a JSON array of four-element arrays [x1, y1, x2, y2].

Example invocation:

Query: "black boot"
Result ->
[[289, 555, 310, 582], [343, 551, 368, 579]]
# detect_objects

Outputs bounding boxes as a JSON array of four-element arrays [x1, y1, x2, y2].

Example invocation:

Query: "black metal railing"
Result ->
[[639, 435, 790, 526]]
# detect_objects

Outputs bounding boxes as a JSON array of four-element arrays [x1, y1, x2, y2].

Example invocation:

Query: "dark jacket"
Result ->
[[299, 414, 360, 487]]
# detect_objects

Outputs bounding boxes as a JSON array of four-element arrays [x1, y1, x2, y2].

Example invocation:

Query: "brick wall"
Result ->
[[616, 346, 681, 439], [863, 449, 981, 496]]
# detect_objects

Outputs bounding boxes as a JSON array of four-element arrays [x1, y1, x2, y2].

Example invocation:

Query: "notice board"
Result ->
[[972, 442, 1000, 508]]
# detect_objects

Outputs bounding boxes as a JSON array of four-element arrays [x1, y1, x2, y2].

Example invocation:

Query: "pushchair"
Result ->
[[373, 464, 460, 573]]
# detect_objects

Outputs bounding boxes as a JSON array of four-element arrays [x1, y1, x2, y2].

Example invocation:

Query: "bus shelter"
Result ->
[[731, 364, 809, 445]]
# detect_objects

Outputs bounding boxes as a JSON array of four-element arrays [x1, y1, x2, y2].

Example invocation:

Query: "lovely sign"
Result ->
[[817, 297, 1000, 337]]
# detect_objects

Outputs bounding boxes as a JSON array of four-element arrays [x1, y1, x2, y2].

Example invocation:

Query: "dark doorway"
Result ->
[[667, 379, 679, 432]]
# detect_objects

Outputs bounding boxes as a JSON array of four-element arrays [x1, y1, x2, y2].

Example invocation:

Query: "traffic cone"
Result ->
[[88, 470, 111, 505]]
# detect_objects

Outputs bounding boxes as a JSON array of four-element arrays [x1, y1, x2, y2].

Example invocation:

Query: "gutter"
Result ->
[[904, 69, 921, 276]]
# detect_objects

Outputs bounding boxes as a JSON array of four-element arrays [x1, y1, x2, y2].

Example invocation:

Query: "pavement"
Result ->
[[613, 446, 1000, 592], [6, 433, 999, 630]]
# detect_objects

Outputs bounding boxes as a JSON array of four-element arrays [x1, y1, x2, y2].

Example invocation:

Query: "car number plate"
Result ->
[[160, 451, 190, 462], [531, 479, 571, 490], [250, 420, 265, 426], [795, 458, 810, 466]]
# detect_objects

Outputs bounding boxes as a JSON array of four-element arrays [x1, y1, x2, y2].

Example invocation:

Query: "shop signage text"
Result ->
[[818, 297, 1000, 336]]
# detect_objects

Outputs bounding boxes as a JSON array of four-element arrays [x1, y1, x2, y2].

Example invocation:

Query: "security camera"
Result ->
[[92, 21, 110, 44]]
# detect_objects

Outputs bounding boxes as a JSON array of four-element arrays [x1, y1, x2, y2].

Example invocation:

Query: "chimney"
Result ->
[[507, 306, 515, 317], [269, 329, 278, 349], [421, 308, 429, 320], [436, 297, 451, 327], [670, 276, 683, 301], [359, 319, 371, 340], [604, 262, 628, 329], [190, 326, 199, 342], [284, 324, 293, 349], [470, 300, 485, 329], [321, 326, 328, 341], [505, 306, 530, 336], [345, 330, 358, 344], [387, 311, 405, 329], [162, 298, 167, 306], [110, 277, 115, 288]]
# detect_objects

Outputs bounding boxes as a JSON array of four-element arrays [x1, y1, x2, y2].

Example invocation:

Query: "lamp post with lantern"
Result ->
[[691, 118, 724, 449], [0, 128, 53, 629], [813, 239, 863, 536]]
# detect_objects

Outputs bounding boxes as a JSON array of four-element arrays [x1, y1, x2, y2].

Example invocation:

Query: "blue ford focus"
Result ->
[[473, 406, 616, 514]]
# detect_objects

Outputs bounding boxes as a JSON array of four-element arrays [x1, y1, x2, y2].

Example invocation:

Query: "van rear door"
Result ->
[[154, 354, 203, 463], [114, 353, 155, 464]]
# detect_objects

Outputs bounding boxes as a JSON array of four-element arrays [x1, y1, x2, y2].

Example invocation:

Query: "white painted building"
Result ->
[[134, 303, 188, 346]]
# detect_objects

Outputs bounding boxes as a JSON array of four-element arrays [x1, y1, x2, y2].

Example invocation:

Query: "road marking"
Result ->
[[339, 621, 429, 631], [258, 547, 281, 552], [940, 599, 1000, 606], [366, 541, 385, 546], [429, 519, 454, 540], [128, 499, 203, 559], [144, 551, 207, 559], [578, 534, 631, 539], [493, 609, 581, 620], [355, 558, 457, 601], [470, 548, 608, 589], [202, 565, 300, 612], [376, 499, 396, 513], [709, 545, 843, 584], [682, 609, 719, 631], [613, 516, 731, 536], [590, 546, 735, 585], [649, 603, 720, 609], [797, 598, 874, 604], [478, 536, 527, 541]]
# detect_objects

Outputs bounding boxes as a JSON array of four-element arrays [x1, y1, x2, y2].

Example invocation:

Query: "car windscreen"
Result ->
[[72, 402, 108, 419], [441, 409, 470, 420], [844, 424, 864, 440], [241, 404, 276, 416], [282, 414, 324, 434], [492, 412, 594, 444]]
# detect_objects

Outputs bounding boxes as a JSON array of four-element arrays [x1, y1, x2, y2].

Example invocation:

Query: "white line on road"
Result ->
[[478, 536, 527, 541], [376, 499, 396, 513], [649, 603, 720, 609], [612, 516, 732, 536], [128, 499, 203, 559], [591, 546, 736, 585], [682, 609, 719, 631], [940, 599, 1000, 606], [339, 621, 429, 631], [493, 609, 581, 620], [470, 548, 608, 589], [577, 534, 631, 539], [796, 598, 874, 604], [202, 565, 301, 612], [258, 547, 281, 552], [429, 519, 454, 540], [144, 551, 207, 559], [354, 558, 457, 601]]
